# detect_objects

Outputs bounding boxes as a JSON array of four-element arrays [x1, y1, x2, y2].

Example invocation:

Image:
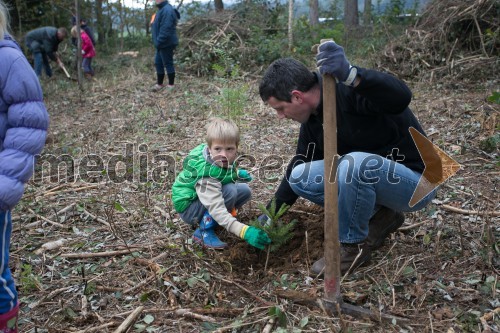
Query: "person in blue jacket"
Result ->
[[0, 1, 49, 330], [151, 0, 179, 91]]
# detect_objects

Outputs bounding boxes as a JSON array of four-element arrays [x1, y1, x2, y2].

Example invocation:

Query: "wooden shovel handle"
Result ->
[[59, 62, 71, 78], [317, 38, 342, 304]]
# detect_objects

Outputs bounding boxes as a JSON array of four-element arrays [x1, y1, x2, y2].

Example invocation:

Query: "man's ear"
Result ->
[[291, 90, 303, 103]]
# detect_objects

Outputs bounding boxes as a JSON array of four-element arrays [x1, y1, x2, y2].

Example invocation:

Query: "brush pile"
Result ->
[[378, 0, 499, 82]]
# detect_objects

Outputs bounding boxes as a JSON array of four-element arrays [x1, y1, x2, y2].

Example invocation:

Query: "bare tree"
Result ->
[[344, 0, 358, 29], [309, 0, 319, 27], [363, 0, 371, 26], [96, 0, 104, 44], [74, 0, 83, 84], [288, 0, 293, 51], [214, 0, 224, 12]]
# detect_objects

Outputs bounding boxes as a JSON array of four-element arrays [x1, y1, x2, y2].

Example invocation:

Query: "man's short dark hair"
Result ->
[[259, 58, 318, 103]]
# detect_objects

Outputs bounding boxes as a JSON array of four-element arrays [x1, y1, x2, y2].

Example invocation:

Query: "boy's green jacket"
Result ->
[[172, 143, 239, 213]]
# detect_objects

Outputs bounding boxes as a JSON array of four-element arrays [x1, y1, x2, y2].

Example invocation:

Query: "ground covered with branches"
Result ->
[[11, 1, 499, 331], [11, 47, 498, 332]]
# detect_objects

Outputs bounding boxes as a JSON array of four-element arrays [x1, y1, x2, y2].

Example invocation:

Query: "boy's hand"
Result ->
[[237, 169, 253, 182], [242, 226, 271, 250]]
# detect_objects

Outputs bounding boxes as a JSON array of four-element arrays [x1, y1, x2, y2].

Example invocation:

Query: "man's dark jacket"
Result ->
[[25, 27, 61, 61], [273, 68, 429, 210]]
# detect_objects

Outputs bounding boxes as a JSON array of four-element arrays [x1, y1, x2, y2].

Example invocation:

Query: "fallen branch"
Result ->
[[83, 209, 110, 227], [262, 317, 276, 333], [123, 275, 156, 295], [112, 306, 144, 333], [219, 277, 273, 306], [29, 286, 73, 309], [42, 184, 101, 197], [73, 322, 116, 333], [61, 248, 142, 259], [441, 204, 500, 217], [174, 308, 217, 322], [27, 208, 65, 228], [398, 220, 430, 231], [34, 238, 70, 255]]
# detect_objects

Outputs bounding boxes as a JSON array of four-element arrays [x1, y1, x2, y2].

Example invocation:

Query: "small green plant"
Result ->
[[20, 263, 41, 293], [250, 199, 297, 253]]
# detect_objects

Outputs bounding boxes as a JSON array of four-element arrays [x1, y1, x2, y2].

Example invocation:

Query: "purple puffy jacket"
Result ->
[[0, 34, 49, 211]]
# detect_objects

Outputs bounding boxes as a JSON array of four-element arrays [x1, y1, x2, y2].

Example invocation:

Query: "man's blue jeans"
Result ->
[[33, 52, 52, 78], [155, 46, 176, 75], [289, 152, 436, 244]]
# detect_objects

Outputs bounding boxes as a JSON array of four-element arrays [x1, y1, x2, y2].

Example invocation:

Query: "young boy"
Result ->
[[172, 118, 271, 250]]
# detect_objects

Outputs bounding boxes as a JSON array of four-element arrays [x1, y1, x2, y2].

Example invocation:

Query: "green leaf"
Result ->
[[187, 277, 198, 287], [402, 266, 415, 276], [464, 278, 481, 285], [299, 316, 309, 328], [140, 293, 149, 302], [114, 202, 125, 212], [143, 314, 155, 324], [487, 91, 500, 104], [423, 233, 431, 245]]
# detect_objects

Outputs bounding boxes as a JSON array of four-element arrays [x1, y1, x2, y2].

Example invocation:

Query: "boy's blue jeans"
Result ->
[[179, 183, 251, 226], [0, 211, 17, 314], [289, 152, 437, 244], [33, 52, 52, 78]]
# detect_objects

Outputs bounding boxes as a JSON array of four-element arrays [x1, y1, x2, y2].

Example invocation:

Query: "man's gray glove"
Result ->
[[316, 41, 357, 87]]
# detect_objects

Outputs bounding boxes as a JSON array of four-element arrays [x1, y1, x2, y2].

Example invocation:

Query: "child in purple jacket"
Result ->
[[0, 1, 49, 330]]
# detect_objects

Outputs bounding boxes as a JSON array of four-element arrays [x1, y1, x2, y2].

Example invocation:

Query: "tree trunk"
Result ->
[[95, 0, 104, 44], [75, 0, 83, 85], [145, 0, 150, 35], [14, 0, 22, 37], [363, 0, 371, 26], [118, 0, 124, 51], [309, 0, 318, 27], [288, 0, 293, 51], [214, 0, 224, 12], [344, 0, 359, 30]]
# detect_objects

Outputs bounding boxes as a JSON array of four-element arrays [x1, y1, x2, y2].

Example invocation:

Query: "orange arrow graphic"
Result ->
[[409, 127, 461, 207]]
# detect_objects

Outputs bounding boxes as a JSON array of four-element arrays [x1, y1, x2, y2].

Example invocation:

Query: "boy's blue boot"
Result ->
[[193, 211, 228, 249]]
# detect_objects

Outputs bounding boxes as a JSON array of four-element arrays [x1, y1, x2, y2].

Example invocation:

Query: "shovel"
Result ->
[[317, 40, 408, 323], [57, 61, 77, 81]]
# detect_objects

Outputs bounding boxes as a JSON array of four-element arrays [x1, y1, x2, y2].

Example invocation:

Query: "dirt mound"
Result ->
[[221, 204, 325, 277], [377, 0, 499, 82]]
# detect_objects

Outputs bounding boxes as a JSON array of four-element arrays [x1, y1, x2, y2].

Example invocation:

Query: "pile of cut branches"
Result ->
[[378, 0, 499, 82]]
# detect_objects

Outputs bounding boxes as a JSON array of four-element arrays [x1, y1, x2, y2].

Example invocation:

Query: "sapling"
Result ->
[[250, 199, 297, 270]]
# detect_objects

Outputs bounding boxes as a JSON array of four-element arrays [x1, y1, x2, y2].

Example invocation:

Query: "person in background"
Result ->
[[71, 26, 95, 78], [0, 1, 50, 331], [25, 26, 67, 79], [71, 16, 96, 47], [172, 118, 271, 250], [258, 41, 440, 276], [151, 0, 179, 91]]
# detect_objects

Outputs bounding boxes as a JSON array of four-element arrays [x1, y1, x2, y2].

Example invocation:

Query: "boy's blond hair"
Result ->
[[70, 26, 78, 38], [205, 118, 240, 147]]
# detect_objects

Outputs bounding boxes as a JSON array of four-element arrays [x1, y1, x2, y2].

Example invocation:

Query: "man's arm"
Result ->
[[347, 68, 412, 115], [272, 123, 323, 210]]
